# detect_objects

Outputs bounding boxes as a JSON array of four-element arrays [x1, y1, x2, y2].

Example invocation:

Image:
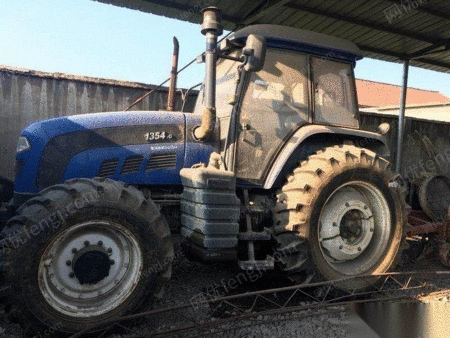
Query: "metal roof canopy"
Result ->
[[95, 0, 450, 173], [96, 0, 450, 74]]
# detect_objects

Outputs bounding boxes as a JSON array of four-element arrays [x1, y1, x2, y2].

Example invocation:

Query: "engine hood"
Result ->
[[16, 111, 190, 193], [34, 111, 186, 139], [15, 110, 217, 196]]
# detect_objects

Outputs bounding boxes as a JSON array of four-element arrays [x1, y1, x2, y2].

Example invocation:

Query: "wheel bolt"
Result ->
[[69, 272, 75, 278], [98, 241, 103, 246], [72, 248, 78, 254], [358, 247, 362, 251], [66, 260, 71, 266], [345, 202, 349, 207], [370, 228, 374, 232], [107, 248, 113, 254], [333, 222, 337, 227], [364, 205, 368, 209], [339, 245, 343, 249], [84, 240, 90, 246], [110, 259, 115, 265]]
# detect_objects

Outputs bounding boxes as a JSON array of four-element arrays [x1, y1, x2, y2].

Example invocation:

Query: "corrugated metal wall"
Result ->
[[0, 66, 197, 180]]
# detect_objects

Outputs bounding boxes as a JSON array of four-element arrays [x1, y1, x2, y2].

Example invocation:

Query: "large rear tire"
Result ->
[[0, 178, 173, 333], [273, 144, 406, 290]]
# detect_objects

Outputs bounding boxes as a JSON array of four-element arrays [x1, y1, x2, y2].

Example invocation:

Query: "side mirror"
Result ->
[[242, 34, 266, 72]]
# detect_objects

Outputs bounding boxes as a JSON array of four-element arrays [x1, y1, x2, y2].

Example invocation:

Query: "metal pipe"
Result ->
[[204, 32, 217, 110], [167, 37, 179, 111], [194, 7, 223, 140], [124, 29, 236, 112], [395, 59, 409, 173]]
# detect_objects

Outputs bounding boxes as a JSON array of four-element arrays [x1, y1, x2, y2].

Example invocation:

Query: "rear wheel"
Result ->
[[273, 144, 406, 290], [0, 178, 173, 333]]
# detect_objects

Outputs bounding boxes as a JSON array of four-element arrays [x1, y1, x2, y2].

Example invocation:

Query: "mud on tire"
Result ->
[[272, 144, 406, 291], [0, 178, 174, 333]]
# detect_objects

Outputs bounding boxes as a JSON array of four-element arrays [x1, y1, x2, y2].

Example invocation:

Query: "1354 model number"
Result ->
[[144, 131, 173, 142]]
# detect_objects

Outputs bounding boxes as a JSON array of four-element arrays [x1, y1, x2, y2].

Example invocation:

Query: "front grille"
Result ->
[[98, 158, 119, 177], [121, 155, 144, 174], [146, 153, 177, 171]]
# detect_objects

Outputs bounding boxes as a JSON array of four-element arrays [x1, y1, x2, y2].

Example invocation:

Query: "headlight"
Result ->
[[16, 136, 31, 153]]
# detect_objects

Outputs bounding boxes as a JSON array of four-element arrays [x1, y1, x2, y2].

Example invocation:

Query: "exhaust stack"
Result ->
[[194, 7, 223, 141], [167, 37, 179, 111]]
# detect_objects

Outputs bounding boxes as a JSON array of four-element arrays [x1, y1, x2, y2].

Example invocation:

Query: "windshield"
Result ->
[[193, 50, 241, 150]]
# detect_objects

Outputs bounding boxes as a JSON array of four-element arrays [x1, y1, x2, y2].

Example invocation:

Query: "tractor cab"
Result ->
[[193, 23, 363, 186]]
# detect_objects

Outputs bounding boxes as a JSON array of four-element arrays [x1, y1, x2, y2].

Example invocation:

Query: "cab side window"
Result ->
[[312, 58, 358, 127]]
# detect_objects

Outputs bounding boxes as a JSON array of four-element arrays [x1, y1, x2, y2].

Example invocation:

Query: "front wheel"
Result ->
[[273, 144, 406, 290], [0, 178, 173, 333]]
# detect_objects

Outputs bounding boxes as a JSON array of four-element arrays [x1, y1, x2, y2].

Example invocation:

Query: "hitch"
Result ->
[[407, 208, 450, 268]]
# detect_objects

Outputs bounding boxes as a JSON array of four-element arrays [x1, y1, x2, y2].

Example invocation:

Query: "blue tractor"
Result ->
[[0, 7, 405, 334]]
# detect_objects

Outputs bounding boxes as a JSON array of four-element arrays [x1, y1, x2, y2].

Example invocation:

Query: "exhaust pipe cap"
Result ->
[[201, 7, 223, 36]]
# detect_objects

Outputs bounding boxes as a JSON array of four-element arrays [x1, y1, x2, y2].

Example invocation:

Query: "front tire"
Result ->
[[0, 178, 173, 333], [273, 144, 406, 290]]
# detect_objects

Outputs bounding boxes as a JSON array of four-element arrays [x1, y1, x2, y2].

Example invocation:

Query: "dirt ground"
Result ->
[[1, 236, 449, 338]]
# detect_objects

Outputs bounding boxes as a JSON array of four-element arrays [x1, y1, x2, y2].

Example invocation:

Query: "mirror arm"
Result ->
[[217, 54, 244, 62]]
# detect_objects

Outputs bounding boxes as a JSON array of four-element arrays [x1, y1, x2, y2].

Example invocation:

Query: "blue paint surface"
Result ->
[[15, 111, 216, 194]]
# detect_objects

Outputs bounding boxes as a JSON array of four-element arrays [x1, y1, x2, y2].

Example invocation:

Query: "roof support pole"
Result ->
[[395, 59, 410, 173]]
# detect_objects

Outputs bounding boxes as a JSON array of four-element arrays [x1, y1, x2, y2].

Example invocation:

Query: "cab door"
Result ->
[[234, 49, 310, 184]]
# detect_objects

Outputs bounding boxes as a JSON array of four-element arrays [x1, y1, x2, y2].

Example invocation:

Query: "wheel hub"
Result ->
[[72, 246, 112, 285], [319, 187, 375, 261], [340, 210, 363, 243], [38, 220, 143, 318]]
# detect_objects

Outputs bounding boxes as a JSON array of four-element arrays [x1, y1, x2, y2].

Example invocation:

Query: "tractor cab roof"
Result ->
[[229, 24, 363, 63]]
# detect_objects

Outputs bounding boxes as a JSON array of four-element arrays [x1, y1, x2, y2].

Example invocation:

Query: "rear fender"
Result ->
[[264, 125, 390, 189]]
